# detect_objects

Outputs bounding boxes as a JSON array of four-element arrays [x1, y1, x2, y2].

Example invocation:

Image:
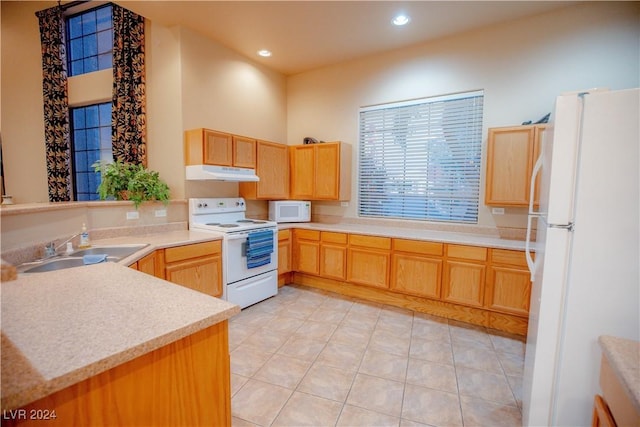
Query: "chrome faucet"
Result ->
[[44, 233, 80, 258]]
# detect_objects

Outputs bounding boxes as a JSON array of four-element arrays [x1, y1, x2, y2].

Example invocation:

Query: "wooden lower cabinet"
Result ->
[[277, 230, 292, 275], [5, 322, 231, 427], [347, 235, 391, 289], [391, 239, 443, 299], [485, 249, 532, 316], [294, 229, 320, 275], [320, 232, 347, 280], [163, 241, 223, 298], [442, 260, 486, 308]]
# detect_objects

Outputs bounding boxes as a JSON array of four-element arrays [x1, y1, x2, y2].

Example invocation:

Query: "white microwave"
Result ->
[[269, 201, 311, 223]]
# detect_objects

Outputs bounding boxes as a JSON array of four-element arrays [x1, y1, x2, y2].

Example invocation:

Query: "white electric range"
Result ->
[[188, 198, 278, 308]]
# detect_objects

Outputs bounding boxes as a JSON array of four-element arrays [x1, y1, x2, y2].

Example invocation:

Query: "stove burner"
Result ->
[[205, 222, 221, 226], [237, 220, 253, 223], [219, 224, 239, 228]]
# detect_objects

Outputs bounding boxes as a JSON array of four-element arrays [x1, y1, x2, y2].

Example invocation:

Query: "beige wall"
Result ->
[[286, 2, 640, 229]]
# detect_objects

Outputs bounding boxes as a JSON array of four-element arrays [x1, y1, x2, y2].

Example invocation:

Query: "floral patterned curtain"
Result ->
[[36, 6, 72, 202], [112, 4, 147, 166]]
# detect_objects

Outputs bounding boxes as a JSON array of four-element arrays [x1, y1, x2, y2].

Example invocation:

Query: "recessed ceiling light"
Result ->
[[392, 14, 410, 26], [257, 49, 272, 57]]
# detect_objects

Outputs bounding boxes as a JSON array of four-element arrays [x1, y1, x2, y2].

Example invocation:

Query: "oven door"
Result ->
[[224, 228, 278, 284]]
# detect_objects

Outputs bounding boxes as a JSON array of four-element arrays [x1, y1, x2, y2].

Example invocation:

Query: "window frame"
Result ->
[[357, 90, 484, 224], [65, 3, 114, 77]]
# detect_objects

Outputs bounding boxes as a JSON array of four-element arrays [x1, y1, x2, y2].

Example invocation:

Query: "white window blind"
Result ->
[[358, 91, 484, 223]]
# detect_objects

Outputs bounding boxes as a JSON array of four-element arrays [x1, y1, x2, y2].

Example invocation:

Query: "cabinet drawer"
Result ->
[[446, 244, 487, 261], [349, 234, 391, 250], [278, 229, 291, 241], [164, 241, 221, 263], [490, 249, 528, 267], [295, 229, 320, 241], [393, 239, 443, 256], [322, 231, 348, 244]]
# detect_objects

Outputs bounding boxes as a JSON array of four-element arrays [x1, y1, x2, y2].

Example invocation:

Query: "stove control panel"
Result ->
[[190, 198, 247, 214]]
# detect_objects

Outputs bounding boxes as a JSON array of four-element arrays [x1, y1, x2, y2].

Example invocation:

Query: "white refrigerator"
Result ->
[[522, 88, 640, 426]]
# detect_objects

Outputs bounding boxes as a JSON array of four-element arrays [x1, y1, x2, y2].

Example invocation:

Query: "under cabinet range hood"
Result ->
[[185, 165, 260, 182]]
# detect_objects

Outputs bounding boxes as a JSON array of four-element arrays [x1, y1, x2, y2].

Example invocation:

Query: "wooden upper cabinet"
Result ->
[[240, 140, 289, 200], [485, 125, 546, 207], [290, 142, 351, 201], [184, 128, 256, 168], [232, 135, 257, 168]]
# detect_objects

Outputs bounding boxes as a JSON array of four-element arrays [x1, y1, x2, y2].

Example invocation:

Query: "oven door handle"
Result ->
[[225, 234, 248, 241]]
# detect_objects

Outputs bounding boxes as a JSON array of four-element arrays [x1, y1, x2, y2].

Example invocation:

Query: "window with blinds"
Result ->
[[358, 91, 484, 223]]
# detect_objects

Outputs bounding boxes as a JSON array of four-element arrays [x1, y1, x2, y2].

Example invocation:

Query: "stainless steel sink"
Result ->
[[19, 244, 148, 274], [69, 244, 149, 258], [20, 256, 120, 273]]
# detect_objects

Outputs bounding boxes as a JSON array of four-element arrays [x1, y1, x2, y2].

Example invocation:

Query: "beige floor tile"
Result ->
[[337, 404, 400, 427], [456, 366, 518, 406], [330, 324, 373, 348], [411, 320, 451, 343], [409, 338, 454, 365], [370, 328, 411, 356], [241, 329, 291, 353], [298, 363, 356, 402], [449, 320, 493, 349], [406, 358, 458, 393], [309, 307, 348, 323], [231, 373, 249, 397], [263, 315, 305, 335], [231, 344, 273, 377], [253, 353, 312, 389], [359, 349, 408, 382], [315, 340, 365, 371], [349, 300, 382, 316], [346, 373, 405, 417], [277, 336, 326, 362], [319, 295, 354, 312], [452, 343, 503, 374], [402, 383, 462, 427], [228, 324, 255, 351], [489, 331, 526, 357], [232, 416, 259, 427], [342, 311, 379, 331], [399, 419, 434, 427], [284, 302, 319, 319], [497, 350, 525, 377], [293, 319, 338, 342], [272, 391, 343, 426], [507, 374, 524, 409], [231, 379, 293, 426], [460, 395, 523, 426]]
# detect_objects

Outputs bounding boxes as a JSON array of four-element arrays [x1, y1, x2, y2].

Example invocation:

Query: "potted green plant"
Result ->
[[93, 160, 170, 209]]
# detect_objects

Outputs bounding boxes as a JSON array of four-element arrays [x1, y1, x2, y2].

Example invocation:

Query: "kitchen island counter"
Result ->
[[1, 262, 239, 413]]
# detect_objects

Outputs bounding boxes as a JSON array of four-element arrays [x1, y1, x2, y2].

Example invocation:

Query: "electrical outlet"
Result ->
[[340, 202, 349, 207], [126, 211, 139, 220], [491, 207, 505, 215], [154, 209, 167, 218]]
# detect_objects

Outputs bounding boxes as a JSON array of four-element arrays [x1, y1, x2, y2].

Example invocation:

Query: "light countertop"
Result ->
[[279, 222, 527, 251], [598, 335, 640, 414], [2, 259, 239, 411]]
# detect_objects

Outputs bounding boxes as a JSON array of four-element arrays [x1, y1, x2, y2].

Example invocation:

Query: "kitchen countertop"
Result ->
[[279, 222, 527, 251], [1, 239, 238, 411], [598, 335, 640, 414]]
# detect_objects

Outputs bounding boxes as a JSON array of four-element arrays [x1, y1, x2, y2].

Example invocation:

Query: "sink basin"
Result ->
[[70, 244, 149, 259], [20, 256, 120, 273]]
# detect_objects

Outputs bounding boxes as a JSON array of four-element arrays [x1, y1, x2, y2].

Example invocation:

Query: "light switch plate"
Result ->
[[126, 211, 139, 220], [491, 207, 505, 215], [154, 209, 167, 218]]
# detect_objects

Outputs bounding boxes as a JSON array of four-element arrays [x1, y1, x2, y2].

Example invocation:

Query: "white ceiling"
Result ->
[[118, 1, 577, 76]]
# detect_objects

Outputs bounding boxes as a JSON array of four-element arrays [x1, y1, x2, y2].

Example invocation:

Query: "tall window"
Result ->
[[66, 4, 113, 76], [358, 91, 484, 223], [70, 103, 113, 201]]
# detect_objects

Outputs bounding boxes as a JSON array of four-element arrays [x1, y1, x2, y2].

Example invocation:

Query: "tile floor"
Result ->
[[229, 284, 525, 427]]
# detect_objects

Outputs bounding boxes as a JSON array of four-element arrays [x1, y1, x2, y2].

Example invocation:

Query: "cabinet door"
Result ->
[[203, 130, 233, 166], [165, 255, 222, 298], [442, 260, 485, 307], [257, 141, 289, 199], [232, 136, 256, 168], [485, 126, 535, 206], [295, 240, 320, 275], [347, 248, 390, 289], [485, 266, 531, 316], [321, 244, 347, 280], [137, 251, 159, 277], [290, 145, 315, 199], [391, 253, 442, 299], [278, 240, 291, 274], [314, 143, 340, 199]]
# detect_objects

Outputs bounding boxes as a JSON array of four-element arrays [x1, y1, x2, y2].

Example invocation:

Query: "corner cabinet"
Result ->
[[485, 124, 547, 206], [290, 142, 351, 201], [163, 241, 223, 298], [240, 140, 289, 200]]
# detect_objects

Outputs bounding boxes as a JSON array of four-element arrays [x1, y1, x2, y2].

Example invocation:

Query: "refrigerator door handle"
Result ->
[[525, 213, 539, 281], [528, 136, 545, 216]]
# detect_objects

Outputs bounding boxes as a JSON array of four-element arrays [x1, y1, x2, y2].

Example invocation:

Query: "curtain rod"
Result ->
[[58, 1, 91, 12]]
